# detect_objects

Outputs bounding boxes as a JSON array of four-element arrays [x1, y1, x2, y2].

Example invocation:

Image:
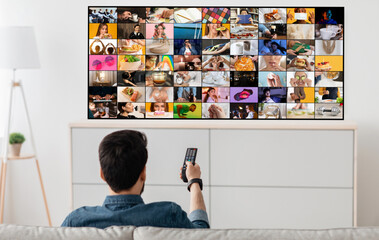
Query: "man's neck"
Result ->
[[109, 188, 140, 195]]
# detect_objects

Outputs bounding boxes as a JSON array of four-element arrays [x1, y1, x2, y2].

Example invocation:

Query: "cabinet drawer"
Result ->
[[210, 130, 353, 187], [210, 187, 353, 229]]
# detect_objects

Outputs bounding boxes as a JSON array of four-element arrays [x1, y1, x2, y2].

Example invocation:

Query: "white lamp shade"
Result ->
[[0, 26, 40, 69]]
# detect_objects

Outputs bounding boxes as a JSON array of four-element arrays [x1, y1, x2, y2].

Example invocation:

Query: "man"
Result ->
[[129, 25, 145, 39], [174, 104, 197, 118], [178, 40, 198, 55], [260, 40, 272, 55], [62, 130, 209, 229]]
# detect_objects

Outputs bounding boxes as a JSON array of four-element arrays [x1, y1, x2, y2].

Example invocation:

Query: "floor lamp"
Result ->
[[0, 26, 52, 226]]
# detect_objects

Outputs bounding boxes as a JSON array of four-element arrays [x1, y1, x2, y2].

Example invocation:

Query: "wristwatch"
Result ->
[[187, 178, 203, 192]]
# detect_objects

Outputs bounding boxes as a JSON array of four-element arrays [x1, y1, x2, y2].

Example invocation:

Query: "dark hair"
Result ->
[[96, 23, 108, 36], [271, 42, 286, 54], [240, 9, 249, 14], [99, 130, 148, 193], [203, 87, 216, 103], [134, 24, 140, 29], [264, 40, 271, 46], [263, 88, 270, 94]]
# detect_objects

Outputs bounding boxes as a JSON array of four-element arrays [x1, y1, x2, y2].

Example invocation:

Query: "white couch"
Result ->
[[1, 224, 379, 240]]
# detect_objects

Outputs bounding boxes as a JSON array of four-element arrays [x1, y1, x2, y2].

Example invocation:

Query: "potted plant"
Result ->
[[9, 132, 25, 157]]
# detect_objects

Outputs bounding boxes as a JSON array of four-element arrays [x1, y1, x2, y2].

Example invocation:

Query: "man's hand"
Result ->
[[180, 162, 201, 182]]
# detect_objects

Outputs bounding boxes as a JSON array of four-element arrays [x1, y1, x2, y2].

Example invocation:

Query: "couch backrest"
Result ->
[[0, 224, 135, 240], [133, 227, 379, 240], [1, 224, 379, 240]]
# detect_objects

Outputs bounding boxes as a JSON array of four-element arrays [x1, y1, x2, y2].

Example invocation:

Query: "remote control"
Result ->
[[181, 148, 197, 183]]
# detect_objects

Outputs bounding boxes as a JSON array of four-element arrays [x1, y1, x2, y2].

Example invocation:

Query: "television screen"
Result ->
[[88, 7, 344, 119]]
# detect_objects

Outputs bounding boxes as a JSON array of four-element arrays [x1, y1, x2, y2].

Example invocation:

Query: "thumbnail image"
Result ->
[[174, 8, 202, 23], [145, 39, 174, 55], [315, 103, 343, 119], [174, 103, 202, 118], [259, 71, 286, 87], [174, 71, 202, 87], [117, 87, 145, 103], [118, 39, 145, 55], [287, 71, 314, 87], [202, 71, 230, 87], [202, 39, 230, 55], [202, 103, 229, 119], [259, 8, 286, 23], [174, 39, 201, 55], [89, 8, 117, 23], [117, 102, 146, 118], [258, 87, 287, 103], [146, 102, 174, 118], [230, 87, 258, 103], [258, 55, 286, 71], [287, 40, 315, 56], [202, 87, 230, 103], [202, 55, 230, 71], [174, 23, 202, 39], [174, 87, 202, 102], [89, 39, 117, 55], [174, 55, 202, 71], [117, 71, 145, 87], [287, 103, 314, 119], [315, 71, 343, 87], [230, 40, 257, 55], [118, 55, 145, 71], [258, 103, 286, 119], [230, 103, 258, 119], [117, 8, 146, 23], [117, 24, 146, 39], [286, 55, 315, 71], [145, 87, 174, 102], [145, 71, 174, 87], [89, 71, 117, 87], [258, 40, 286, 55], [146, 8, 175, 23], [230, 71, 258, 87]]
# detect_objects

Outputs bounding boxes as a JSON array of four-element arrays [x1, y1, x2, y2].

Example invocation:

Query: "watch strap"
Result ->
[[187, 178, 203, 192]]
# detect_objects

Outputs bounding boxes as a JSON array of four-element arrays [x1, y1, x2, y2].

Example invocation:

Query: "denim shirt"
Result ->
[[61, 195, 209, 229]]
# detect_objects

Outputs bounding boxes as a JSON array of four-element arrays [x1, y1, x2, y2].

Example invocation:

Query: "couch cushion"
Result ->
[[0, 224, 135, 240], [133, 227, 379, 240]]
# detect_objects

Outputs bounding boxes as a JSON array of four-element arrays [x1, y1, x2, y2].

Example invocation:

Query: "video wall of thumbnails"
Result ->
[[88, 7, 344, 119]]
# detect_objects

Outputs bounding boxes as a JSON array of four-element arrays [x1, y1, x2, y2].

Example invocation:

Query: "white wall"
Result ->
[[0, 0, 378, 227]]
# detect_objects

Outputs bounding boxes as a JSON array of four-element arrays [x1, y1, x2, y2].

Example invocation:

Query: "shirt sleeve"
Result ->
[[61, 215, 71, 227], [171, 203, 210, 229]]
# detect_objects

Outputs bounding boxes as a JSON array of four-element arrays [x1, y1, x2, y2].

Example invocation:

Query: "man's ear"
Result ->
[[100, 168, 106, 182], [140, 165, 146, 182]]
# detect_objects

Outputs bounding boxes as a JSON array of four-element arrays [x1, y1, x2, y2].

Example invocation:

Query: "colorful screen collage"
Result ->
[[88, 7, 344, 119]]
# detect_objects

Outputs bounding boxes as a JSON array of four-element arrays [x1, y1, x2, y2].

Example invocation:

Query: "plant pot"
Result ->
[[9, 143, 22, 157]]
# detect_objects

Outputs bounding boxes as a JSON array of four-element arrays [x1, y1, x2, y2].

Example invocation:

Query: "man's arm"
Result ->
[[179, 162, 209, 228]]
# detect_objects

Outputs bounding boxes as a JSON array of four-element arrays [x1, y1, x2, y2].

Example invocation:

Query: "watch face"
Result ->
[[177, 77, 183, 85]]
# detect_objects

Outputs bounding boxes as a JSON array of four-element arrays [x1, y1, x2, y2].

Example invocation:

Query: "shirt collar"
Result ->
[[103, 194, 144, 206]]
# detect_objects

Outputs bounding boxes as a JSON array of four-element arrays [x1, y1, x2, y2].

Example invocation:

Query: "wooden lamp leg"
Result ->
[[35, 159, 52, 226], [0, 162, 7, 224]]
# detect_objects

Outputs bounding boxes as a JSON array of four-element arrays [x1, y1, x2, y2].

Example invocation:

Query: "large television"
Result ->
[[88, 7, 344, 119]]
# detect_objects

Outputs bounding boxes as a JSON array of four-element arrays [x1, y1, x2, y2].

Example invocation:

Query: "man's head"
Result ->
[[189, 104, 197, 112], [99, 130, 148, 194], [134, 24, 140, 32], [264, 40, 271, 47]]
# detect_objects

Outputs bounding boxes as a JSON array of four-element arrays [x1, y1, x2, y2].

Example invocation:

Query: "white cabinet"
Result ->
[[70, 121, 357, 229]]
